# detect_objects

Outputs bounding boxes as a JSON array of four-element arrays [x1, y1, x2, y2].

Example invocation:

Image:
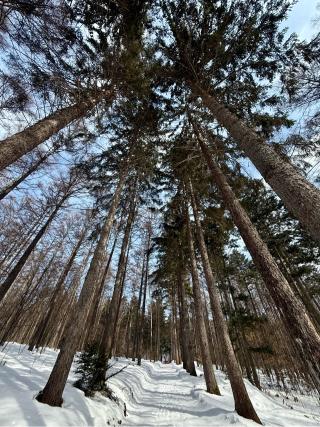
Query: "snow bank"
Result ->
[[0, 343, 123, 426], [0, 343, 319, 426]]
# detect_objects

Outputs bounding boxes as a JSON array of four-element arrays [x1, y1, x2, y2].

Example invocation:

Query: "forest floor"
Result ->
[[0, 343, 320, 427]]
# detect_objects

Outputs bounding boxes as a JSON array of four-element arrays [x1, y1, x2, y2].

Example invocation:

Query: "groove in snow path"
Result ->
[[108, 360, 244, 427], [108, 360, 320, 427]]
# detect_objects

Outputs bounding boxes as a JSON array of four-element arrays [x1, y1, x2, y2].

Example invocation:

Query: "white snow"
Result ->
[[0, 342, 319, 427]]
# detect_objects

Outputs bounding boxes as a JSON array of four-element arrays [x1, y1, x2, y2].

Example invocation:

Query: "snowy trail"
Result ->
[[1, 343, 320, 427], [111, 362, 211, 426], [109, 359, 320, 427]]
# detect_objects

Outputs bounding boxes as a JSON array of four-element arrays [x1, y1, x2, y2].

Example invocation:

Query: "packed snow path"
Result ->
[[1, 343, 320, 426], [110, 361, 240, 426], [110, 360, 320, 427]]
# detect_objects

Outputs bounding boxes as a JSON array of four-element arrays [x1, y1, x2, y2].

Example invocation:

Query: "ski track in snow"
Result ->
[[1, 343, 320, 426], [109, 359, 320, 427]]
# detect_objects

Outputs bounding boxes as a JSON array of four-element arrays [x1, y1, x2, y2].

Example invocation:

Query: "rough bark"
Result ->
[[188, 179, 261, 423], [196, 133, 320, 381], [185, 204, 220, 395], [0, 90, 112, 171], [193, 85, 320, 244], [37, 172, 125, 406]]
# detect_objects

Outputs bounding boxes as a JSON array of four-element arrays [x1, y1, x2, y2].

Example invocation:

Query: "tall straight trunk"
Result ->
[[37, 171, 126, 407], [28, 228, 86, 351], [0, 151, 50, 200], [0, 91, 112, 171], [137, 262, 148, 365], [196, 132, 320, 380], [84, 230, 119, 347], [192, 85, 320, 243], [185, 205, 220, 395], [188, 176, 261, 422], [0, 194, 68, 302], [132, 253, 146, 361], [137, 227, 151, 365], [171, 292, 180, 363], [176, 262, 197, 376], [110, 232, 132, 356], [156, 297, 161, 360], [203, 299, 217, 366], [54, 247, 93, 349], [101, 191, 137, 359], [124, 301, 133, 357]]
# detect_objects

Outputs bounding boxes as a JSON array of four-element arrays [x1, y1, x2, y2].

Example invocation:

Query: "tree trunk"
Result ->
[[156, 297, 161, 360], [177, 262, 197, 376], [0, 193, 68, 302], [203, 299, 217, 366], [137, 225, 151, 365], [0, 90, 112, 171], [101, 191, 137, 360], [196, 132, 320, 381], [185, 203, 220, 395], [188, 179, 261, 423], [28, 228, 86, 350], [0, 151, 50, 200], [193, 85, 320, 243], [0, 252, 46, 344], [132, 252, 146, 361], [84, 229, 119, 347], [37, 171, 125, 407], [0, 211, 46, 272], [276, 247, 320, 331], [110, 231, 132, 356]]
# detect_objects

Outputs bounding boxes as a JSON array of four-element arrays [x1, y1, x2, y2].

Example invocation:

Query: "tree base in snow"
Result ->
[[35, 390, 63, 407]]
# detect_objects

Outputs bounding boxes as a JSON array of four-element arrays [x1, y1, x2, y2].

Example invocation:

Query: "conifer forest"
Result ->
[[0, 1, 320, 426]]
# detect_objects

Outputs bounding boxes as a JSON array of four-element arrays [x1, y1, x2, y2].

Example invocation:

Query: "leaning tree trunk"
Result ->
[[0, 193, 68, 302], [83, 229, 119, 348], [28, 227, 86, 351], [276, 247, 320, 331], [192, 84, 320, 243], [0, 150, 50, 200], [188, 179, 261, 423], [196, 131, 320, 383], [185, 204, 220, 395], [37, 171, 126, 407], [0, 248, 48, 344], [0, 89, 113, 171], [110, 232, 132, 357], [101, 190, 137, 360]]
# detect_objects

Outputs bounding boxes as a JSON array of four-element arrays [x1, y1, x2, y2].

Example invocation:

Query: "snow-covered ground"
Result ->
[[0, 343, 319, 427]]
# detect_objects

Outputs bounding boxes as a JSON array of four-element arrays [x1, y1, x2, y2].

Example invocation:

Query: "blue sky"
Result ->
[[286, 0, 319, 39], [238, 0, 320, 182]]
